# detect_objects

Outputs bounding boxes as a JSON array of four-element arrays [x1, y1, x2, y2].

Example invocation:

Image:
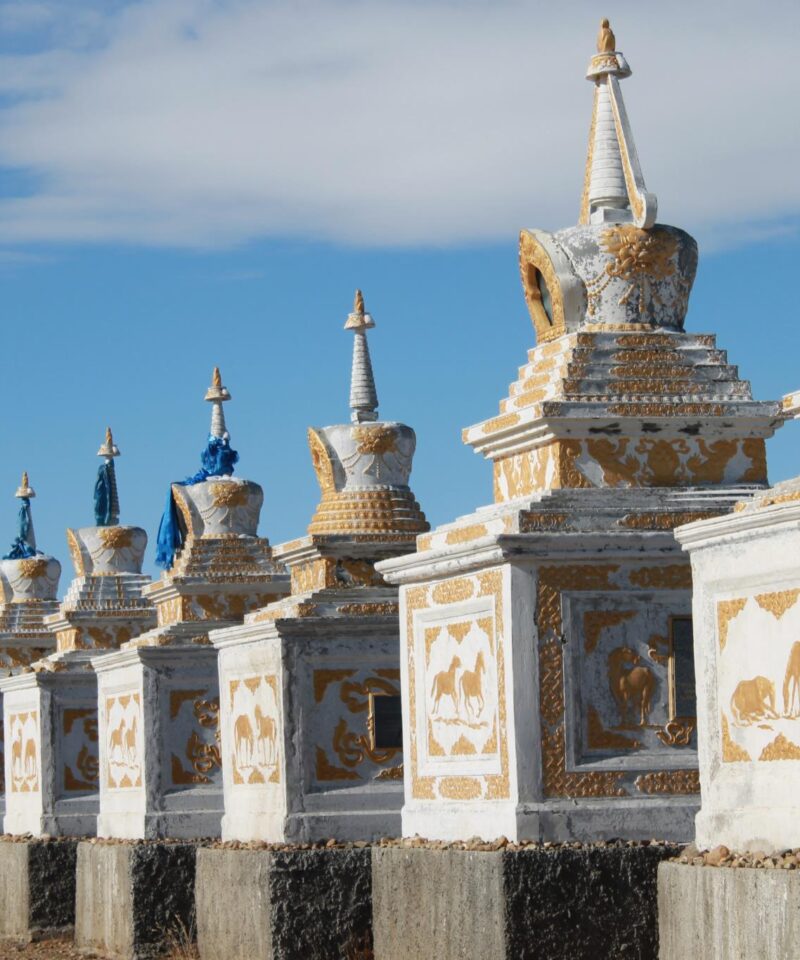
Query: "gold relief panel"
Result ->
[[313, 668, 402, 783], [105, 692, 143, 789], [718, 588, 800, 763], [9, 711, 39, 793], [229, 675, 281, 786], [170, 690, 221, 786], [407, 570, 510, 802], [62, 708, 99, 792], [634, 770, 699, 795]]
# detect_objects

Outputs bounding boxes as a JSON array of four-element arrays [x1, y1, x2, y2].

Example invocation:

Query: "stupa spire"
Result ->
[[4, 471, 37, 558], [344, 289, 379, 423], [204, 366, 231, 439], [95, 426, 121, 526], [579, 18, 657, 228]]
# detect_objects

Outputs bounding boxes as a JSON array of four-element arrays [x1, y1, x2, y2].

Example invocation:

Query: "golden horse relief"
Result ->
[[608, 647, 656, 728], [459, 652, 486, 720], [783, 642, 800, 718], [730, 676, 777, 726], [431, 656, 462, 716]]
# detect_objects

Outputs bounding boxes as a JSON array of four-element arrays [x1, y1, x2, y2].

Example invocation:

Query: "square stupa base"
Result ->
[[0, 838, 78, 942], [658, 861, 800, 960], [372, 841, 680, 960], [195, 846, 372, 960], [75, 839, 196, 960]]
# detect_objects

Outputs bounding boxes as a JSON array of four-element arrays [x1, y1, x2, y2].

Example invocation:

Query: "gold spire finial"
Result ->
[[344, 288, 375, 331], [98, 426, 120, 458], [15, 471, 35, 499], [212, 366, 222, 388], [597, 18, 615, 53]]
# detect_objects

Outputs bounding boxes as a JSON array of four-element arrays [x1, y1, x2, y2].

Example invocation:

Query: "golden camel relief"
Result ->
[[9, 712, 39, 794]]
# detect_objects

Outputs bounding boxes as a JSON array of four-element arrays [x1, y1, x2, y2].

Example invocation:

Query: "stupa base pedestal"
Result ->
[[402, 795, 698, 844], [658, 861, 800, 960], [94, 645, 224, 841], [195, 845, 372, 960], [373, 841, 680, 960], [75, 839, 196, 960], [2, 663, 99, 838], [0, 838, 77, 943]]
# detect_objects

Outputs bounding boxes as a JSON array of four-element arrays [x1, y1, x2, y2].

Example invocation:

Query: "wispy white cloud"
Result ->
[[0, 0, 797, 250]]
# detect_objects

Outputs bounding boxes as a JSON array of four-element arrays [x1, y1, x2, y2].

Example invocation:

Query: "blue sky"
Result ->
[[0, 0, 798, 583]]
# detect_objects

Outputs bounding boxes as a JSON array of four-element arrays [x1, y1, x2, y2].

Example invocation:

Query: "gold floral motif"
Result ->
[[607, 403, 725, 417], [759, 733, 800, 761], [438, 777, 483, 800], [717, 599, 747, 652], [629, 566, 692, 590], [619, 512, 722, 529], [481, 413, 521, 435], [589, 226, 677, 315], [583, 610, 637, 654], [754, 589, 800, 620], [336, 602, 399, 617], [97, 526, 134, 549], [445, 524, 488, 545], [331, 717, 399, 769], [210, 483, 249, 508], [720, 713, 751, 762], [17, 558, 48, 579], [586, 705, 640, 750], [315, 745, 360, 782], [656, 719, 695, 747], [351, 425, 398, 455], [431, 578, 474, 605], [634, 770, 699, 794], [518, 512, 570, 532]]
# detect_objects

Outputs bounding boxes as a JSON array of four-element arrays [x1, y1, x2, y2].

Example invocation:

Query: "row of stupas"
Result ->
[[0, 20, 793, 848], [0, 287, 429, 841]]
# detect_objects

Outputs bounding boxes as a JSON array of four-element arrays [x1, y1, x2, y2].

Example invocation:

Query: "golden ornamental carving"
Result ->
[[445, 524, 488, 545], [754, 589, 800, 621], [210, 483, 249, 508], [97, 526, 134, 549], [308, 427, 336, 494], [315, 745, 361, 782], [519, 512, 570, 532], [629, 565, 692, 590], [759, 733, 800, 761], [619, 512, 722, 530], [586, 705, 640, 750], [331, 716, 399, 769], [606, 403, 725, 417], [519, 230, 566, 343], [585, 226, 677, 316], [717, 598, 747, 652], [431, 578, 475, 605], [634, 770, 699, 795], [656, 719, 695, 748], [351, 425, 398, 455], [543, 725, 626, 798], [720, 712, 751, 762], [17, 558, 48, 579], [336, 601, 399, 617], [579, 84, 599, 225], [648, 632, 670, 666], [481, 413, 520, 436], [66, 528, 85, 576], [583, 610, 636, 654], [375, 764, 403, 781]]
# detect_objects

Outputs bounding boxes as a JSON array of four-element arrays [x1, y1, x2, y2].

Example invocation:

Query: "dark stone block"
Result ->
[[76, 840, 197, 959], [372, 842, 681, 960], [196, 846, 372, 960], [0, 838, 77, 942]]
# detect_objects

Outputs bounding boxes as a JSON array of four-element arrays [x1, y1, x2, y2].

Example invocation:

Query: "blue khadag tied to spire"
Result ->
[[155, 367, 239, 570], [3, 498, 38, 560]]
